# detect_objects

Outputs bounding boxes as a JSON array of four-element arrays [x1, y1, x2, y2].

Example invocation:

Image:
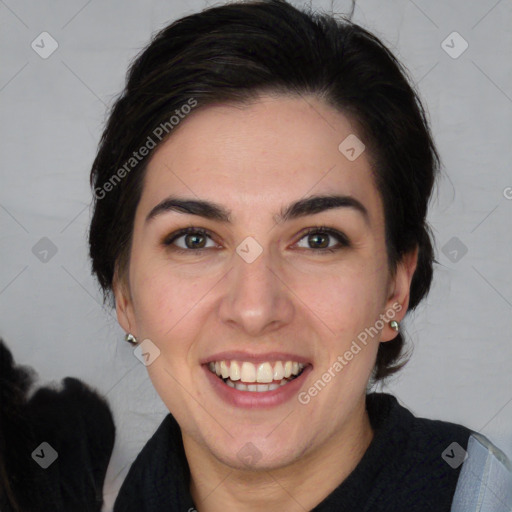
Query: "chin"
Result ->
[[214, 440, 306, 472], [197, 422, 313, 472]]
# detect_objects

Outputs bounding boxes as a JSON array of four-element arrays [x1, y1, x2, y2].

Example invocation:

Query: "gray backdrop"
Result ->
[[1, 0, 511, 509]]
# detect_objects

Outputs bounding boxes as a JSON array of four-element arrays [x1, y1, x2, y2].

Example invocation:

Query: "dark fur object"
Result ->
[[0, 338, 115, 511]]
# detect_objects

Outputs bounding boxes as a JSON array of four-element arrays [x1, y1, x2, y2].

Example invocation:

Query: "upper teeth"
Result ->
[[208, 360, 305, 383]]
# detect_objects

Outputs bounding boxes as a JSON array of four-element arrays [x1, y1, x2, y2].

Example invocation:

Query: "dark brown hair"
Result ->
[[88, 0, 440, 383]]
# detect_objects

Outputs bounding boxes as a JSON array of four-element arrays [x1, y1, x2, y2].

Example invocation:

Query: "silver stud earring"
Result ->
[[125, 333, 138, 344], [389, 320, 400, 332]]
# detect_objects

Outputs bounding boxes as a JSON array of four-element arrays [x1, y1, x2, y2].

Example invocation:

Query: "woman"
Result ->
[[88, 1, 512, 510]]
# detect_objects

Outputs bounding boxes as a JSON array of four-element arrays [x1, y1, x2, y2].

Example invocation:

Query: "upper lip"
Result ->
[[201, 351, 311, 365]]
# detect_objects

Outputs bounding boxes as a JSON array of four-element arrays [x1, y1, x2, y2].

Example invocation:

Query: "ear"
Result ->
[[380, 245, 419, 342], [113, 267, 137, 338]]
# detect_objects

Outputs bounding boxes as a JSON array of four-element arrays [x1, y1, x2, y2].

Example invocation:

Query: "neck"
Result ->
[[184, 394, 374, 512]]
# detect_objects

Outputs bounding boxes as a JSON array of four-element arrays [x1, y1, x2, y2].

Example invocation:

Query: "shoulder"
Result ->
[[370, 393, 512, 511], [401, 400, 512, 511], [368, 392, 474, 462], [451, 431, 512, 512], [379, 395, 474, 508], [113, 413, 186, 511], [114, 413, 174, 488]]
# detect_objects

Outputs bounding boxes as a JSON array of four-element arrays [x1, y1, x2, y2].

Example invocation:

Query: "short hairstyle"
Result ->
[[88, 0, 440, 383]]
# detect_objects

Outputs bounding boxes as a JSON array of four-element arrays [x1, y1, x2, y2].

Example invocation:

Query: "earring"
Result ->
[[389, 320, 400, 332], [125, 333, 138, 344]]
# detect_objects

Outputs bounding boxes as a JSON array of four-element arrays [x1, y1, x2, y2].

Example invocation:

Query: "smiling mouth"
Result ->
[[207, 360, 306, 392]]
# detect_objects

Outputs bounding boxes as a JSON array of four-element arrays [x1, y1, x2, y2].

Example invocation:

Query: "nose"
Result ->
[[217, 241, 295, 337]]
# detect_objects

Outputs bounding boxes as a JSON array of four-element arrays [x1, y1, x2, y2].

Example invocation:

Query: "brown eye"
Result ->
[[307, 232, 330, 249], [163, 227, 216, 253], [295, 227, 350, 253], [182, 232, 207, 249]]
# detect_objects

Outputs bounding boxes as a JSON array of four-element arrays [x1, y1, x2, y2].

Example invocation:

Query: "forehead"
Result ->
[[139, 94, 383, 226]]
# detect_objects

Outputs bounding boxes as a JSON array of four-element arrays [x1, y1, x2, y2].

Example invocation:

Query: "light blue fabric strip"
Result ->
[[451, 432, 512, 512]]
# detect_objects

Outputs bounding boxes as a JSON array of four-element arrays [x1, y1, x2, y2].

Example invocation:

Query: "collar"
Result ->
[[114, 392, 471, 511]]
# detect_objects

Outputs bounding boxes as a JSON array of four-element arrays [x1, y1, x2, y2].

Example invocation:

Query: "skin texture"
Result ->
[[115, 94, 418, 511]]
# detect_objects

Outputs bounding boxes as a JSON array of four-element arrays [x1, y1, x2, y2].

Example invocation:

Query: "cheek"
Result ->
[[129, 252, 182, 339], [129, 256, 218, 351], [294, 258, 387, 331], [129, 269, 199, 402], [132, 276, 190, 341]]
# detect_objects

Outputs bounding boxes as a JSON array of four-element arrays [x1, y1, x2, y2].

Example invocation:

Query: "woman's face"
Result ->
[[115, 94, 417, 470]]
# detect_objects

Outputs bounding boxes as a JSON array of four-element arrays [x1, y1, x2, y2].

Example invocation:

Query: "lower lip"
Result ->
[[203, 364, 312, 409]]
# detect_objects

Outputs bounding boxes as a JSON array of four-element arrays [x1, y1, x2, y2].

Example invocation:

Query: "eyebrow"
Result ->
[[145, 194, 370, 226]]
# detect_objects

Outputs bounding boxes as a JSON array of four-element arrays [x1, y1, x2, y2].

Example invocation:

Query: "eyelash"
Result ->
[[162, 225, 350, 255]]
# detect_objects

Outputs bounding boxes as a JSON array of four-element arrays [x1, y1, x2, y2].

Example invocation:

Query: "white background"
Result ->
[[0, 0, 511, 510]]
